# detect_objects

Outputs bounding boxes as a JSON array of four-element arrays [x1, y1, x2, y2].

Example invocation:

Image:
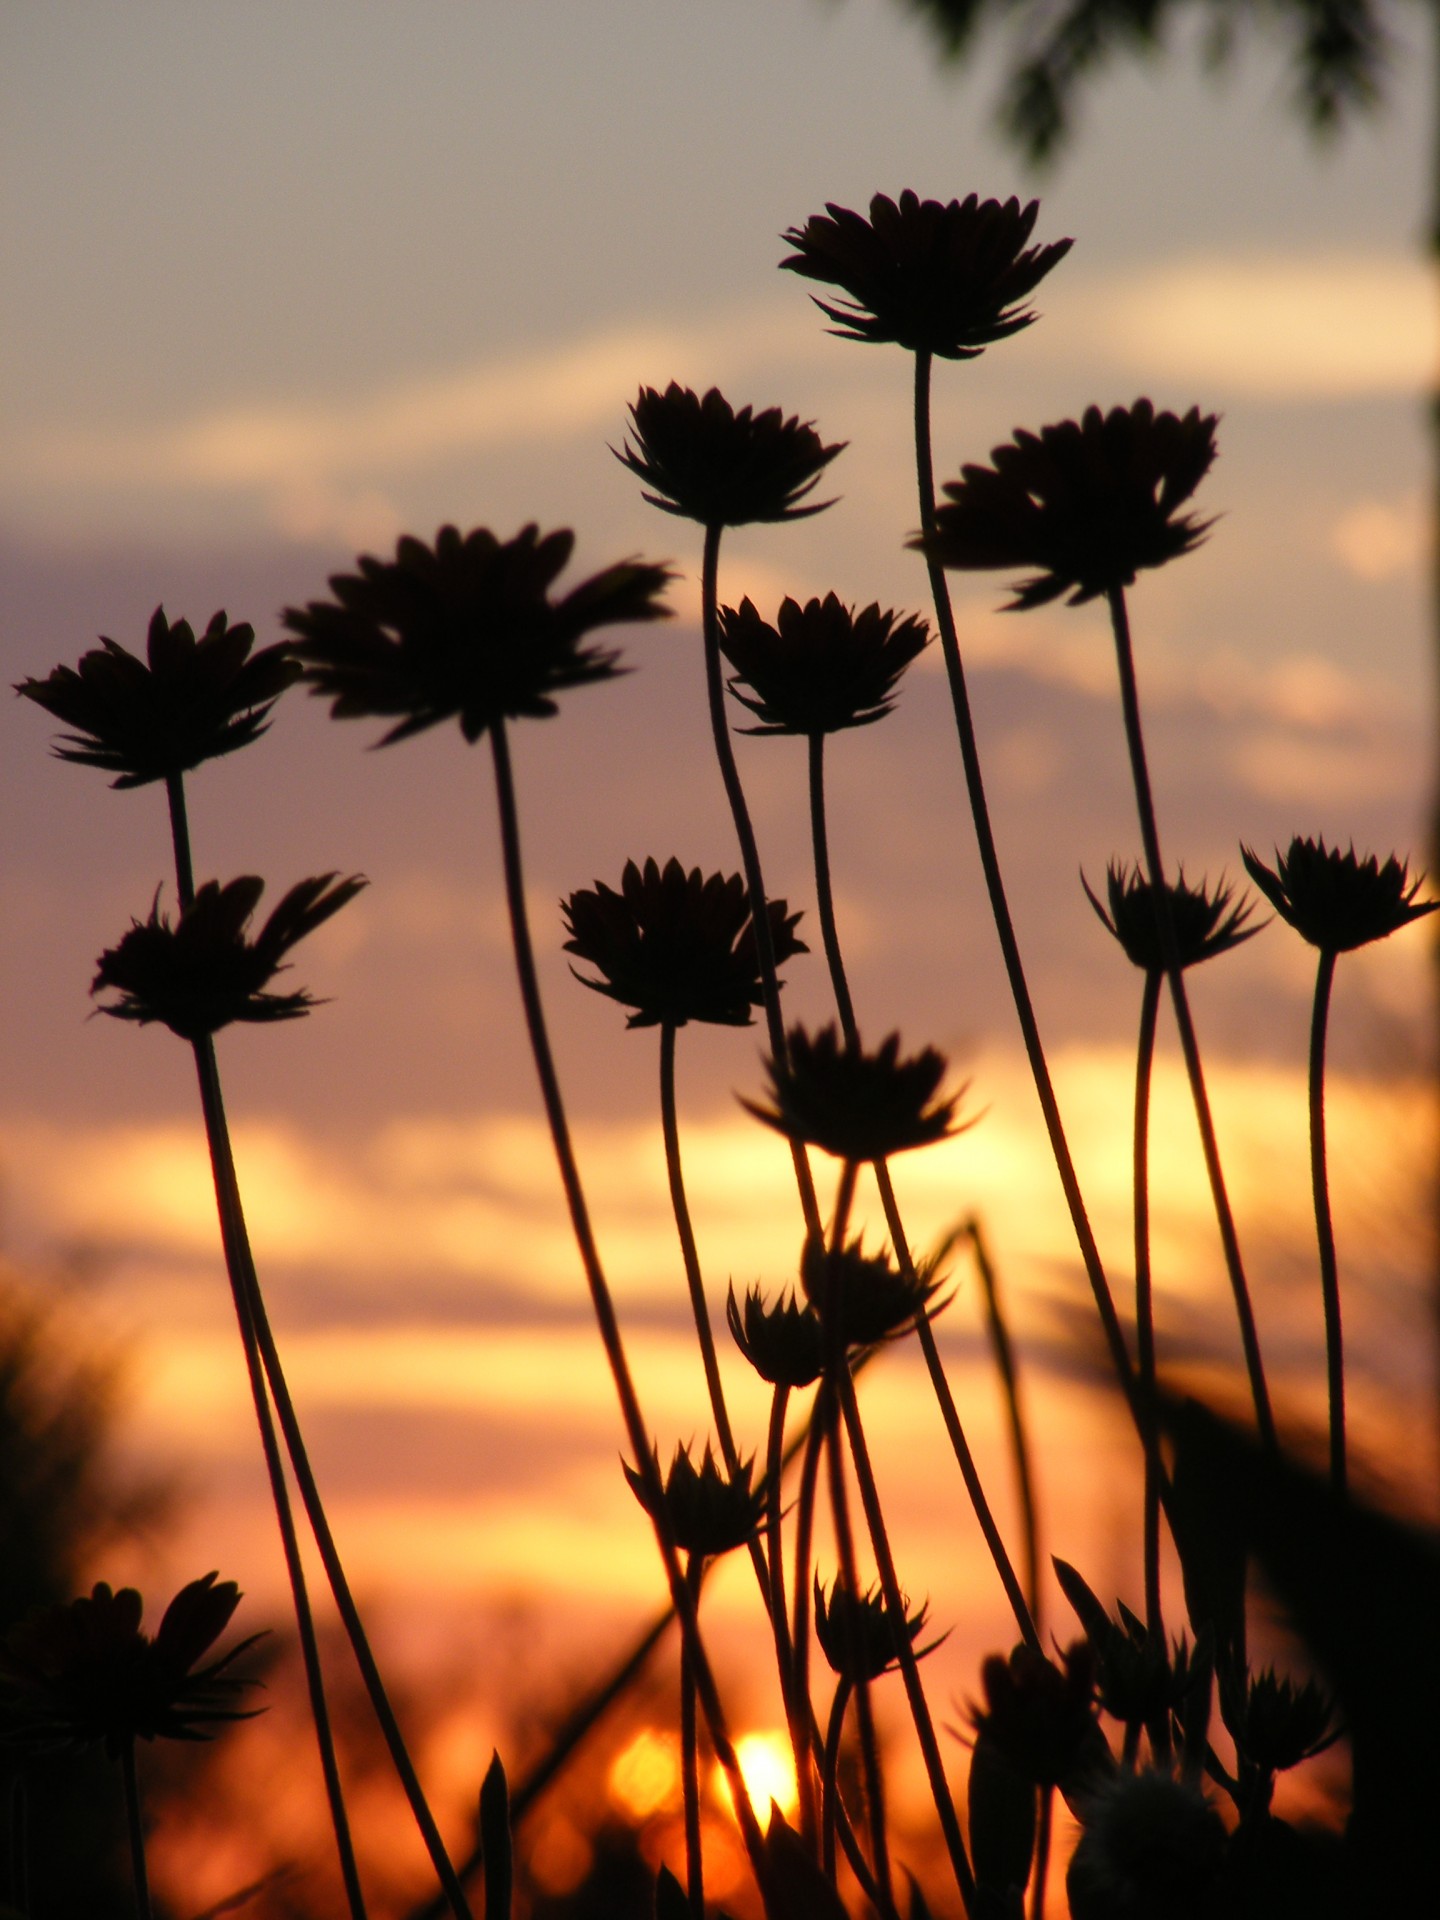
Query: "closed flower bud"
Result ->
[[799, 1234, 945, 1349], [814, 1574, 941, 1683], [623, 1442, 762, 1560], [726, 1283, 824, 1388]]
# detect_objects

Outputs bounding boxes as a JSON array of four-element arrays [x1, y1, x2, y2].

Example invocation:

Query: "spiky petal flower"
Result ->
[[780, 191, 1072, 361], [1084, 863, 1261, 974], [726, 1284, 824, 1388], [1240, 837, 1438, 953], [623, 1442, 763, 1560], [718, 593, 930, 735], [813, 1575, 942, 1683], [742, 1022, 968, 1161], [16, 606, 299, 789], [284, 524, 671, 747], [0, 1573, 261, 1758], [561, 857, 806, 1029], [615, 384, 844, 528], [919, 401, 1218, 609], [799, 1234, 945, 1348], [92, 873, 366, 1041], [1224, 1667, 1339, 1777]]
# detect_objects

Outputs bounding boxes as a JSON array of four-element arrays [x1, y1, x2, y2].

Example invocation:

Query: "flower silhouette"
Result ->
[[0, 1573, 260, 1758], [726, 1284, 824, 1388], [800, 1233, 945, 1348], [742, 1023, 968, 1161], [284, 524, 671, 746], [781, 190, 1072, 361], [1084, 863, 1261, 973], [718, 593, 930, 735], [971, 1641, 1097, 1790], [1240, 837, 1438, 952], [918, 400, 1218, 609], [16, 606, 299, 789], [615, 384, 843, 528], [92, 873, 366, 1041], [813, 1575, 940, 1683], [561, 857, 805, 1029], [623, 1442, 763, 1559]]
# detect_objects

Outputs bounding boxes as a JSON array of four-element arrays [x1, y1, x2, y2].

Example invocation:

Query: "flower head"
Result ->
[[813, 1575, 941, 1683], [1067, 1770, 1226, 1920], [1223, 1667, 1338, 1777], [742, 1023, 968, 1161], [1240, 837, 1438, 952], [726, 1283, 824, 1388], [16, 606, 299, 789], [718, 593, 930, 735], [1084, 863, 1261, 974], [0, 1573, 260, 1758], [92, 873, 366, 1041], [615, 384, 843, 528], [623, 1442, 762, 1560], [781, 190, 1071, 362], [919, 400, 1218, 609], [284, 524, 671, 746], [561, 857, 805, 1029], [971, 1641, 1098, 1790], [799, 1234, 945, 1348]]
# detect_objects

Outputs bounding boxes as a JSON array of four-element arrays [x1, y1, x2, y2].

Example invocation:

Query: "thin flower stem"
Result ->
[[1029, 1783, 1054, 1920], [191, 1039, 372, 1920], [487, 716, 766, 1875], [807, 731, 858, 1039], [121, 1739, 153, 1920], [791, 1386, 828, 1854], [911, 350, 1139, 1428], [700, 521, 822, 1246], [765, 1383, 813, 1841], [1134, 973, 1165, 1640], [963, 1218, 1043, 1640], [165, 771, 196, 909], [681, 1557, 704, 1919], [1105, 585, 1276, 1454], [1308, 947, 1346, 1492], [820, 1675, 851, 1883]]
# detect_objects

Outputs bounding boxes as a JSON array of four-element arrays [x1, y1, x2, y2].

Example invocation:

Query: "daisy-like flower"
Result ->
[[726, 1283, 824, 1388], [781, 190, 1072, 361], [561, 857, 806, 1029], [1240, 837, 1438, 952], [0, 1573, 260, 1759], [919, 400, 1218, 609], [623, 1442, 763, 1560], [718, 593, 930, 735], [615, 384, 844, 529], [742, 1022, 968, 1161], [284, 524, 671, 747], [92, 873, 366, 1041], [16, 606, 300, 789], [813, 1575, 941, 1684], [799, 1233, 945, 1348], [1084, 863, 1261, 974]]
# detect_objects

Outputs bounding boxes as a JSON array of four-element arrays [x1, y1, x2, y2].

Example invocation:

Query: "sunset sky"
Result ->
[[3, 1, 1438, 1905]]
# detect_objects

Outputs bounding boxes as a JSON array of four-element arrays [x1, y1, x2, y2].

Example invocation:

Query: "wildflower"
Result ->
[[0, 1573, 260, 1758], [742, 1022, 968, 1161], [918, 400, 1218, 609], [16, 606, 299, 789], [615, 384, 843, 528], [718, 593, 930, 735], [623, 1442, 762, 1560], [1067, 1769, 1226, 1920], [799, 1234, 945, 1348], [726, 1284, 824, 1388], [813, 1575, 941, 1683], [1224, 1667, 1338, 1776], [1240, 836, 1438, 952], [971, 1642, 1098, 1790], [1084, 863, 1261, 974], [284, 524, 671, 747], [780, 191, 1072, 361], [92, 873, 366, 1041], [561, 857, 805, 1029]]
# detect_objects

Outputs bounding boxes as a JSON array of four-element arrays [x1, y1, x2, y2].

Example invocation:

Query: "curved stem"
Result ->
[[1309, 947, 1345, 1492], [820, 1675, 851, 1885], [766, 1383, 814, 1841], [1105, 586, 1275, 1454], [121, 1740, 153, 1920], [1134, 973, 1165, 1641], [488, 717, 765, 1875], [791, 1386, 829, 1850], [912, 350, 1138, 1428]]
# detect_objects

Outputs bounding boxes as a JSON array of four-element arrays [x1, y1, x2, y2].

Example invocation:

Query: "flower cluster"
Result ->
[[718, 593, 929, 735], [616, 385, 843, 529], [1241, 837, 1438, 953]]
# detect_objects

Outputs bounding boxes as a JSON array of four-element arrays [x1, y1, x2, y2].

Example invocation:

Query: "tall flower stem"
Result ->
[[1105, 585, 1276, 1453], [487, 716, 765, 1875], [805, 731, 1038, 1651], [121, 1740, 153, 1920], [791, 1386, 829, 1853], [190, 1037, 369, 1920], [700, 522, 822, 1245], [1308, 947, 1346, 1491], [763, 1381, 815, 1842], [912, 350, 1138, 1426], [1030, 1783, 1054, 1920], [680, 1557, 705, 1918], [1132, 973, 1165, 1638], [164, 771, 196, 908], [965, 1217, 1043, 1636]]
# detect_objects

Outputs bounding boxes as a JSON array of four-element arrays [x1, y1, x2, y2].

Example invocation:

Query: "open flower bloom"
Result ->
[[561, 857, 805, 1028], [718, 593, 930, 734], [742, 1022, 968, 1161], [615, 384, 843, 528], [623, 1442, 762, 1560], [16, 606, 299, 789], [284, 524, 671, 746], [1241, 837, 1438, 952], [92, 873, 366, 1041], [918, 400, 1218, 608], [0, 1573, 260, 1758], [799, 1233, 946, 1348], [1084, 863, 1261, 973], [781, 190, 1072, 361], [814, 1575, 941, 1684]]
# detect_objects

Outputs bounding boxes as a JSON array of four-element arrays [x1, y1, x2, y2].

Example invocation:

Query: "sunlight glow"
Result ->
[[609, 1728, 682, 1821], [714, 1731, 799, 1823]]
